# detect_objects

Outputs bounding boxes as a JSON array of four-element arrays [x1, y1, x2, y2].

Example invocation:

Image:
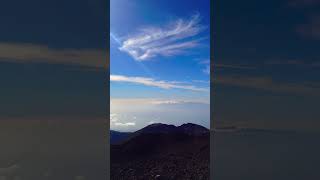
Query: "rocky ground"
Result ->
[[111, 153, 209, 180], [110, 129, 210, 180]]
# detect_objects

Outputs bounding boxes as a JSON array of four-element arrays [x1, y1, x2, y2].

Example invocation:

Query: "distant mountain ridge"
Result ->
[[110, 123, 209, 144], [137, 123, 209, 135]]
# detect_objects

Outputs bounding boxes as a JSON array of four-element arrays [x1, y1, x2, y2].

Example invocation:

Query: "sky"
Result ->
[[110, 0, 210, 131], [0, 0, 108, 122], [213, 0, 320, 132], [2, 0, 317, 133]]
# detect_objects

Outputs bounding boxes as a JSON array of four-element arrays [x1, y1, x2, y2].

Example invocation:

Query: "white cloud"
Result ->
[[110, 74, 208, 92], [110, 113, 136, 127], [110, 33, 121, 45], [110, 113, 118, 122], [118, 13, 206, 61], [114, 122, 136, 126], [151, 100, 186, 105], [110, 113, 135, 127], [192, 80, 210, 84]]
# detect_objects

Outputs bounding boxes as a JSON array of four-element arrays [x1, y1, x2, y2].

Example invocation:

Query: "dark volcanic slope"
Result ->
[[111, 123, 210, 180]]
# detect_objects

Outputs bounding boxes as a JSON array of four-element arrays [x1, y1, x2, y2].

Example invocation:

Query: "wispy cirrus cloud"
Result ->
[[192, 80, 210, 84], [118, 13, 206, 61], [0, 42, 107, 68], [110, 74, 208, 92]]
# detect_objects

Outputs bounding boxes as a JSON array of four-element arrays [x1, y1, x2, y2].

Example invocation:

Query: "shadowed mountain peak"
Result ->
[[110, 123, 209, 145], [137, 123, 209, 135], [179, 123, 209, 135], [137, 123, 177, 134]]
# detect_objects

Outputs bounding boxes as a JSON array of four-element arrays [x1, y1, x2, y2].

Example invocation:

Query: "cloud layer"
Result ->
[[118, 14, 205, 61], [110, 74, 208, 92], [110, 113, 136, 127], [110, 98, 210, 131]]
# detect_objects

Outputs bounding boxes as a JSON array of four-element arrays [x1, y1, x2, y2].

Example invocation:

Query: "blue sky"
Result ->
[[110, 0, 210, 131]]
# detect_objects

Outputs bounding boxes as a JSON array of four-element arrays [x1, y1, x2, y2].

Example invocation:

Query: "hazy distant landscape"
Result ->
[[110, 123, 210, 180]]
